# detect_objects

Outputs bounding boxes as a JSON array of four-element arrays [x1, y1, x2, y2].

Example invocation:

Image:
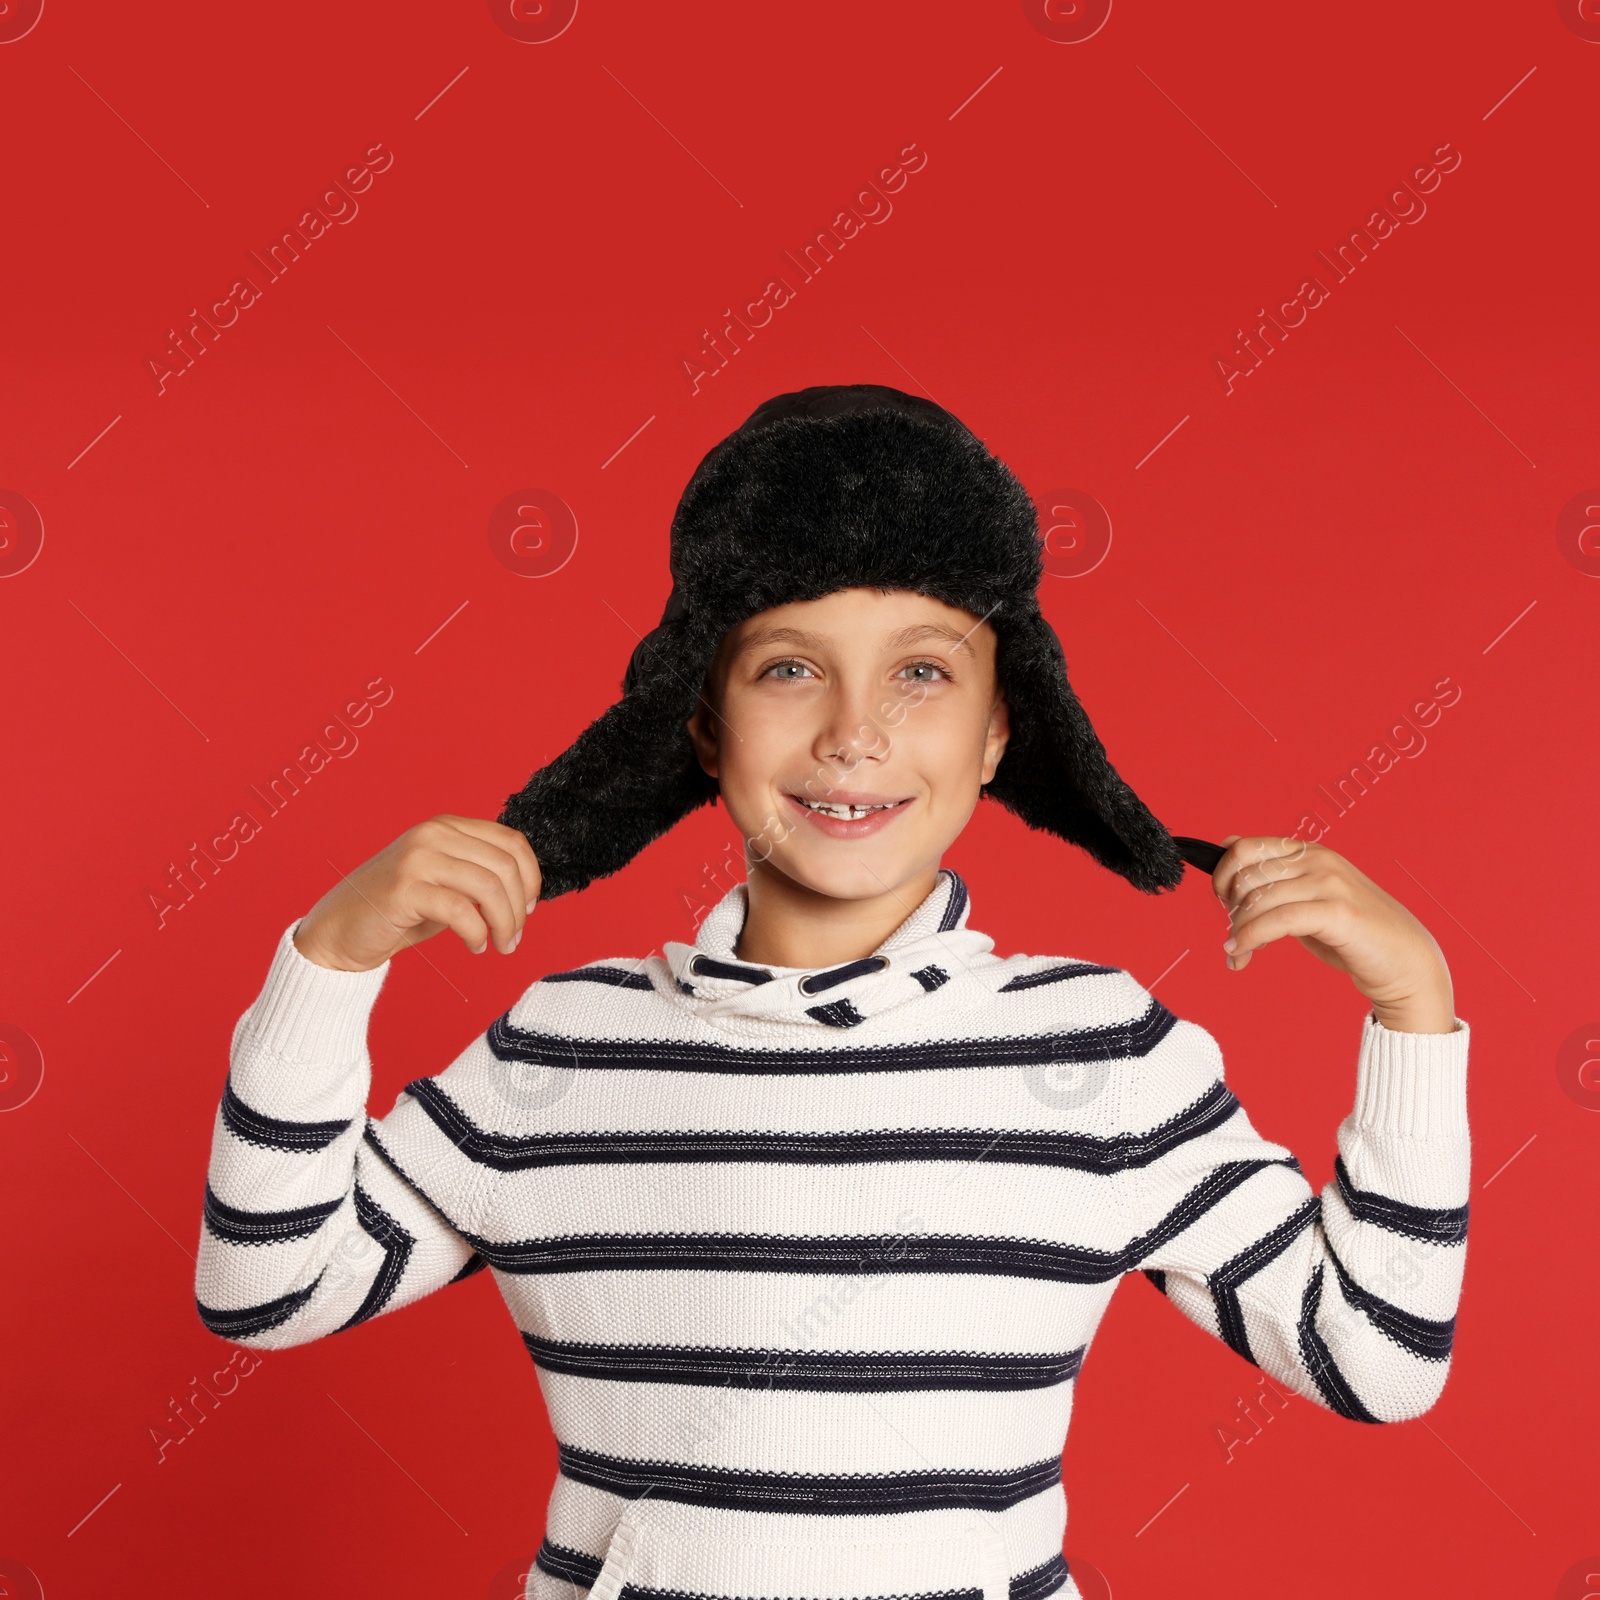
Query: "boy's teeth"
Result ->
[[801, 799, 896, 818]]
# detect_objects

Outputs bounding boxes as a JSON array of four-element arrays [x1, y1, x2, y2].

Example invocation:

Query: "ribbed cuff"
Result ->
[[242, 918, 392, 1064], [1350, 1010, 1470, 1139]]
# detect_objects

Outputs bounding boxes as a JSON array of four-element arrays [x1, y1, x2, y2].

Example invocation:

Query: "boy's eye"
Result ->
[[762, 658, 816, 680], [760, 658, 950, 683]]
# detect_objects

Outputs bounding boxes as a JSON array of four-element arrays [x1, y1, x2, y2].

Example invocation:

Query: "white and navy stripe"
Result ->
[[195, 868, 1471, 1594]]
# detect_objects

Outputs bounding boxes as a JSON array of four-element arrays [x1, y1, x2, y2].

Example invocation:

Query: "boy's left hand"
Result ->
[[1212, 835, 1458, 1034]]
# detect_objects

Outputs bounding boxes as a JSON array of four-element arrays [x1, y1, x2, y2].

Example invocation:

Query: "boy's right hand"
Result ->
[[292, 816, 542, 972]]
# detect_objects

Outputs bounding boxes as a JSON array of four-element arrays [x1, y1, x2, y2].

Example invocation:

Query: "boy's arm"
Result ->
[[1128, 992, 1470, 1424], [194, 919, 507, 1350]]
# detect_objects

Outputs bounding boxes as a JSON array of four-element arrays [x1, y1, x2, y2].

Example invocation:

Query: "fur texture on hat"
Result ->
[[499, 383, 1189, 900]]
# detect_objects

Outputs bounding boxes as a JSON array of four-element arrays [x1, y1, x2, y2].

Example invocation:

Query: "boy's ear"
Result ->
[[981, 691, 1010, 786], [686, 702, 719, 779]]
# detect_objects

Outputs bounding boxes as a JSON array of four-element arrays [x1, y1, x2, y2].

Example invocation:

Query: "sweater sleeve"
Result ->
[[1125, 980, 1471, 1424], [194, 919, 509, 1351]]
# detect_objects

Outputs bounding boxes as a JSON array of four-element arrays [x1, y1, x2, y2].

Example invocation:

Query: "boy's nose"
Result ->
[[812, 683, 889, 765]]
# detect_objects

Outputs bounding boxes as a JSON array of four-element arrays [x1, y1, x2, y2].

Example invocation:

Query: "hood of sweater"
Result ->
[[659, 866, 997, 1029]]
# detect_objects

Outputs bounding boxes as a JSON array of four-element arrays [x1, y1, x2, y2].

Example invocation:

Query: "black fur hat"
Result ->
[[500, 383, 1204, 900]]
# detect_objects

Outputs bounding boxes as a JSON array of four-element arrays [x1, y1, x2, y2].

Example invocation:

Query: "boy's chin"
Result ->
[[752, 843, 934, 905]]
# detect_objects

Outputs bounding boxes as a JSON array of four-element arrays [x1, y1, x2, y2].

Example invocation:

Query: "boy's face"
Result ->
[[686, 586, 1010, 903]]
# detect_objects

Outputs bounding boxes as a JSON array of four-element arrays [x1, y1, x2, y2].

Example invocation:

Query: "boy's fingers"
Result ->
[[1224, 858, 1315, 916], [430, 819, 537, 938], [452, 816, 543, 911], [421, 852, 522, 953], [408, 882, 491, 956], [1213, 833, 1313, 908], [1226, 893, 1337, 960], [1224, 876, 1318, 934]]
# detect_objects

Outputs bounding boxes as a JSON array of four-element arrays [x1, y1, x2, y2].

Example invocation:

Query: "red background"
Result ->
[[3, 1, 1596, 1595]]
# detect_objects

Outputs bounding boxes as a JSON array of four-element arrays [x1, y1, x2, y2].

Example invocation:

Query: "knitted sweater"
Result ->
[[195, 867, 1471, 1600]]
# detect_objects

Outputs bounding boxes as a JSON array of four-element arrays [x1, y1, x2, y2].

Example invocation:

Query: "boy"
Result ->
[[195, 386, 1469, 1600]]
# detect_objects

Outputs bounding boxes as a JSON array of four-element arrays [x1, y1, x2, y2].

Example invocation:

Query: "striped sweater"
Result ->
[[195, 867, 1471, 1600]]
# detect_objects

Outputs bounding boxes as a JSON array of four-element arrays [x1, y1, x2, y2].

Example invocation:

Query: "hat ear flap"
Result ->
[[498, 620, 719, 899], [984, 612, 1186, 893], [500, 385, 1195, 900]]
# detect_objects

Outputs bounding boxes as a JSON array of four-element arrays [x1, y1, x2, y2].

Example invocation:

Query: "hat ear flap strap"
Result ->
[[1172, 836, 1226, 873]]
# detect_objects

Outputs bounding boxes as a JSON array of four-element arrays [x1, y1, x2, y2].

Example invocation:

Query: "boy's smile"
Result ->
[[686, 585, 1010, 969], [782, 789, 914, 836]]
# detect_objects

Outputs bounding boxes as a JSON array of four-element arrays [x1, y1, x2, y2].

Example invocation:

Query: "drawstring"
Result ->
[[688, 953, 775, 986], [798, 956, 889, 995], [685, 951, 892, 995]]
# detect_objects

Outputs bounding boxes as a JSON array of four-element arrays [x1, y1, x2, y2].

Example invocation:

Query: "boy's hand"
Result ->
[[292, 816, 542, 973], [1212, 835, 1457, 1034]]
